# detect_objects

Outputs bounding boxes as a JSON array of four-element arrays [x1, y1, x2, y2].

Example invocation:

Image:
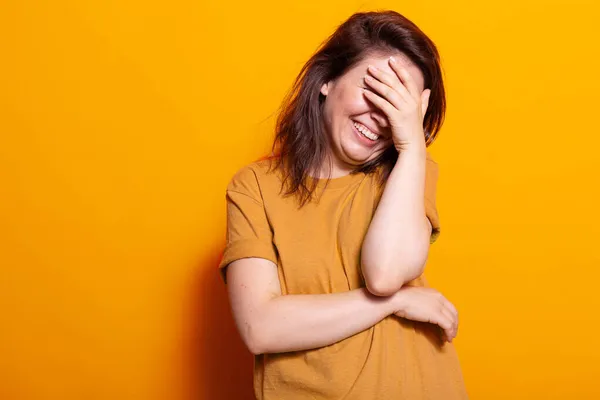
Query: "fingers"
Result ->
[[432, 291, 458, 342], [432, 309, 454, 342], [388, 56, 420, 100], [365, 64, 411, 106], [394, 287, 460, 343], [362, 89, 397, 120], [363, 62, 429, 127], [440, 298, 459, 342], [445, 300, 459, 322], [440, 306, 457, 342], [364, 73, 404, 111]]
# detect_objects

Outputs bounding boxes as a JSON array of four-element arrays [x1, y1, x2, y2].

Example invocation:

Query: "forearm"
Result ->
[[361, 144, 431, 295], [246, 288, 398, 354]]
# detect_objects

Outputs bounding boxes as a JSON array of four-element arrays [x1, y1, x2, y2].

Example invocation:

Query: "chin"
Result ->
[[340, 144, 380, 165], [340, 137, 383, 164]]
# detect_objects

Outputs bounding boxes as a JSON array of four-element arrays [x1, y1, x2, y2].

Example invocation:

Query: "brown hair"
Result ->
[[268, 10, 446, 207]]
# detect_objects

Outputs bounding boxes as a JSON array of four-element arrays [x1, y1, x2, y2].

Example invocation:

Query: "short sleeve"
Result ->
[[218, 166, 278, 283], [425, 153, 441, 244]]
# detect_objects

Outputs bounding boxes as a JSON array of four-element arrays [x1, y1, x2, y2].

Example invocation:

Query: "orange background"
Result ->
[[1, 1, 599, 399]]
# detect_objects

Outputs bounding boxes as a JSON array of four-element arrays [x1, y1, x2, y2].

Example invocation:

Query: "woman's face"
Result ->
[[319, 52, 425, 176]]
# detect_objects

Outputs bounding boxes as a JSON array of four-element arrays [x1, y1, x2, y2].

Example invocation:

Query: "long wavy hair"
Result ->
[[267, 10, 446, 207]]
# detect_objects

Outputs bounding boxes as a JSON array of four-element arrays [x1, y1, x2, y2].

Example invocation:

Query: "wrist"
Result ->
[[361, 287, 405, 317], [396, 141, 426, 157], [390, 288, 408, 315], [393, 130, 427, 153]]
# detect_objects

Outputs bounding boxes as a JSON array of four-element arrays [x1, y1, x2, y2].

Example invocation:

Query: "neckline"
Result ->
[[308, 170, 366, 190]]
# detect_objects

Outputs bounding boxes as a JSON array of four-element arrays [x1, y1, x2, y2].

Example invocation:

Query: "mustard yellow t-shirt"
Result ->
[[218, 153, 468, 400]]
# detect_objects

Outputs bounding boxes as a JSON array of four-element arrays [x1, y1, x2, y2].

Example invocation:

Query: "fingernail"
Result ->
[[389, 56, 397, 64]]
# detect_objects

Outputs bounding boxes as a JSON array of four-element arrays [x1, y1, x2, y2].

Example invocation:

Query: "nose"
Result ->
[[370, 112, 389, 129]]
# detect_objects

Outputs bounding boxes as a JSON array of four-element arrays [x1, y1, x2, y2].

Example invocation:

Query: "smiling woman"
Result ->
[[218, 9, 466, 400]]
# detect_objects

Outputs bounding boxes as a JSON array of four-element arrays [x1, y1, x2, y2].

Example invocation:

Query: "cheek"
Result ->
[[333, 87, 368, 117]]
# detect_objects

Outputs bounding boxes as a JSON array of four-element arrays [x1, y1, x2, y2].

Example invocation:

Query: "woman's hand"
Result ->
[[362, 56, 431, 152], [393, 286, 459, 342]]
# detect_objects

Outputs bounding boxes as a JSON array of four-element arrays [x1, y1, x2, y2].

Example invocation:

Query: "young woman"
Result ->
[[218, 10, 468, 400]]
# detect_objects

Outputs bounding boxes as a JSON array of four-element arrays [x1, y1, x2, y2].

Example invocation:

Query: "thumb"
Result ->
[[421, 89, 431, 118]]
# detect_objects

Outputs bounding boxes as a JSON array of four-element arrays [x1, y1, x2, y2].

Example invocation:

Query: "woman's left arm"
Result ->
[[361, 143, 432, 296], [359, 56, 438, 296]]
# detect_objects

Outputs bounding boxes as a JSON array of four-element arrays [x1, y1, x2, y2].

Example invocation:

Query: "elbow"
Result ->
[[362, 260, 426, 297], [365, 275, 404, 297], [247, 341, 264, 356], [242, 323, 269, 355], [362, 262, 406, 296]]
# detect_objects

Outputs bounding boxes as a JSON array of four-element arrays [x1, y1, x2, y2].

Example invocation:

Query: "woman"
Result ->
[[218, 10, 468, 400]]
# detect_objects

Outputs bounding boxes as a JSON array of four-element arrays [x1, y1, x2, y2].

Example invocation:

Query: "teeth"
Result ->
[[353, 122, 379, 141]]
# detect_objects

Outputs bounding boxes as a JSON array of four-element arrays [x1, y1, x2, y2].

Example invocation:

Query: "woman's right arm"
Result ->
[[226, 257, 401, 355], [226, 257, 458, 355]]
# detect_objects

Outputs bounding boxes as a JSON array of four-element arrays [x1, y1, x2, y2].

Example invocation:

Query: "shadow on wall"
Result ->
[[185, 248, 255, 400]]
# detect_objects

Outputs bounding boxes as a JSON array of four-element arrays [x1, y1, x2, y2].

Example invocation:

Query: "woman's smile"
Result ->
[[351, 120, 381, 148]]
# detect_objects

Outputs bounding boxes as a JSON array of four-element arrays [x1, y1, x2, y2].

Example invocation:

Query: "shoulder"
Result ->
[[226, 157, 281, 200], [425, 150, 439, 180], [425, 150, 438, 166]]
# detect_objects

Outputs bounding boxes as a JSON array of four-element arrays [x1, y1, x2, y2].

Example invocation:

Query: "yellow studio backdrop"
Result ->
[[1, 1, 599, 399]]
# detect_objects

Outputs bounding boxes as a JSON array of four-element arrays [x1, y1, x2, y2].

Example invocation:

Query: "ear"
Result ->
[[320, 81, 331, 97], [421, 89, 431, 117]]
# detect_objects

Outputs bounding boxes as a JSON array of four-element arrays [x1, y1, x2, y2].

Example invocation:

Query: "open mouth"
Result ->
[[352, 121, 379, 142]]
